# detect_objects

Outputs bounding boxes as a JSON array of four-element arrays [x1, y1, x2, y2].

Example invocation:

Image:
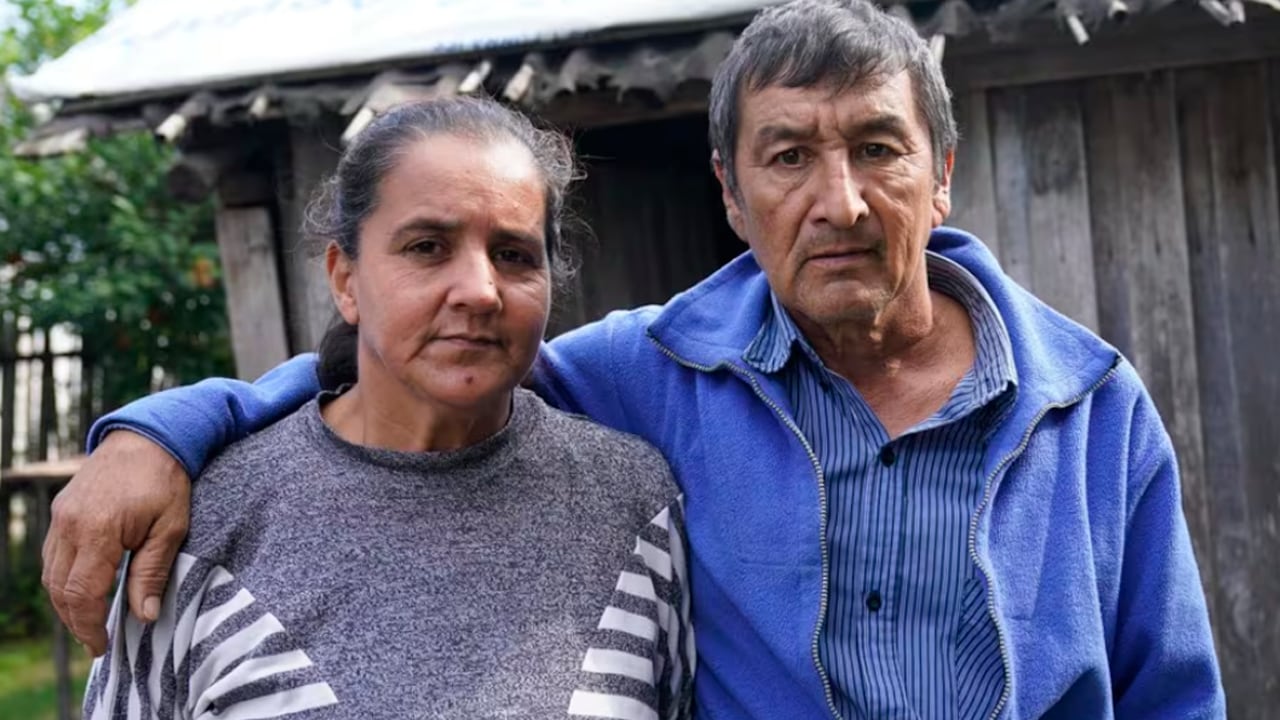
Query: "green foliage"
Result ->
[[0, 0, 232, 412], [0, 635, 92, 720], [0, 550, 49, 641]]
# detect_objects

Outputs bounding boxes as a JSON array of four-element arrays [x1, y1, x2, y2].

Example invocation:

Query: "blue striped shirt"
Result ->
[[743, 252, 1018, 720]]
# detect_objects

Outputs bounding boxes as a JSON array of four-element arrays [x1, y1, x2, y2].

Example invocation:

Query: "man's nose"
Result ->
[[814, 155, 869, 229], [448, 248, 502, 313]]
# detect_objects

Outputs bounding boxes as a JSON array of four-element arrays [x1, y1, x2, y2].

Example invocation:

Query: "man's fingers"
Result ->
[[41, 537, 74, 634], [36, 430, 193, 652], [62, 547, 115, 656], [124, 521, 184, 624]]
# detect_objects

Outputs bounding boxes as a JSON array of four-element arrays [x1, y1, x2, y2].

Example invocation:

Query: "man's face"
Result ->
[[717, 71, 954, 331]]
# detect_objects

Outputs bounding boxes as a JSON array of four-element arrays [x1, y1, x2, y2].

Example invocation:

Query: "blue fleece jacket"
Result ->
[[93, 227, 1225, 719]]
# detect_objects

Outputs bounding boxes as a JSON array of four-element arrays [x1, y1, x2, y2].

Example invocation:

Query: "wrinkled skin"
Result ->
[[42, 431, 190, 655]]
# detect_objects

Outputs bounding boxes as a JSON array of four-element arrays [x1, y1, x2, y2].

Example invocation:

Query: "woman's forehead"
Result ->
[[374, 135, 546, 228], [393, 135, 540, 188]]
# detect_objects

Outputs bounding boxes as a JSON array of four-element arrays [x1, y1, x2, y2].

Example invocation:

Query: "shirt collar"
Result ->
[[742, 250, 1019, 402]]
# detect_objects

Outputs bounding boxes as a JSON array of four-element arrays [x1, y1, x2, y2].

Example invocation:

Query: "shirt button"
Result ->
[[865, 590, 883, 612], [879, 445, 896, 467]]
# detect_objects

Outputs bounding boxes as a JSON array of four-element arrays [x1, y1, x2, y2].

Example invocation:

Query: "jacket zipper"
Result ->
[[648, 336, 844, 720], [969, 358, 1121, 720]]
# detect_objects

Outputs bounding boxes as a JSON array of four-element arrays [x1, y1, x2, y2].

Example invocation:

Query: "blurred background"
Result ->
[[2, 0, 1279, 717]]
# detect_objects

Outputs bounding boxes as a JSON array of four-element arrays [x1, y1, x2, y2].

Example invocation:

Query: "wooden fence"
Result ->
[[0, 319, 93, 472], [1, 317, 91, 720]]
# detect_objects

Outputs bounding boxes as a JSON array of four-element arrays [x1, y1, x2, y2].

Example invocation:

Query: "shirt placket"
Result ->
[[832, 377, 914, 719]]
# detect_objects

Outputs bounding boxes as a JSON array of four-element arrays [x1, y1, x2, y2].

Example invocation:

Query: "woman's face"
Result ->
[[328, 133, 552, 414]]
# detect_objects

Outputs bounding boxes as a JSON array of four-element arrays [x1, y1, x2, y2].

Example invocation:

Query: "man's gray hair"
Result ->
[[709, 0, 958, 193]]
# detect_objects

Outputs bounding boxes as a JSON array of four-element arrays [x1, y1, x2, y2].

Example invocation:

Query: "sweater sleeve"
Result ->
[[568, 496, 695, 720], [85, 354, 322, 479], [1110, 390, 1226, 719], [83, 552, 339, 720]]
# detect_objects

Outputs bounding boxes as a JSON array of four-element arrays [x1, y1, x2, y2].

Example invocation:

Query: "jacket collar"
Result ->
[[645, 226, 1120, 412]]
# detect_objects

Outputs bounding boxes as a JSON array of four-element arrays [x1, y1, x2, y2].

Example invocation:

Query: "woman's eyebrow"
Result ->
[[493, 227, 545, 248], [393, 217, 458, 236]]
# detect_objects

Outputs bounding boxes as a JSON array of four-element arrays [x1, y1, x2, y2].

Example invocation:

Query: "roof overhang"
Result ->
[[8, 0, 769, 103]]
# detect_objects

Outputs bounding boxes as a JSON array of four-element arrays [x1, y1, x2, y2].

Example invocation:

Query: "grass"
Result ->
[[0, 636, 92, 720]]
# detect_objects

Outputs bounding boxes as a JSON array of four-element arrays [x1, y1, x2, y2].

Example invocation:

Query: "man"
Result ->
[[44, 1, 1224, 717]]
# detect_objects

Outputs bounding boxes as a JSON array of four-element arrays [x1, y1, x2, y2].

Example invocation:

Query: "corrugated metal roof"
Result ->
[[9, 0, 769, 103]]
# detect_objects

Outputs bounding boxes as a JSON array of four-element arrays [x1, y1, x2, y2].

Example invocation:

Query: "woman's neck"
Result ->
[[320, 379, 512, 453]]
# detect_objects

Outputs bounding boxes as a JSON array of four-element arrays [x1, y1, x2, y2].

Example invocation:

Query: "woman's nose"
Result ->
[[447, 250, 502, 313]]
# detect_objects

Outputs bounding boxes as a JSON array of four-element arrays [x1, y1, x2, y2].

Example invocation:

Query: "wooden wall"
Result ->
[[950, 59, 1280, 717], [552, 115, 742, 334]]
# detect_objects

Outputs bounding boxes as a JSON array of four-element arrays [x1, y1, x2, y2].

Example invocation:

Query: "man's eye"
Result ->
[[774, 148, 805, 167], [863, 143, 894, 159]]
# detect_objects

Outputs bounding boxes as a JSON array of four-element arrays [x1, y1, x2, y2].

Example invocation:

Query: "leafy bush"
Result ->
[[0, 0, 233, 412]]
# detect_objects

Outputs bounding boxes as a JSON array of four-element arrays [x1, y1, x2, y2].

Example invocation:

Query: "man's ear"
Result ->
[[931, 148, 955, 228], [326, 243, 359, 325], [712, 150, 747, 241]]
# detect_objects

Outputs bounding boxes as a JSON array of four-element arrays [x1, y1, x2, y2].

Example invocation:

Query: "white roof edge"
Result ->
[[10, 0, 769, 104]]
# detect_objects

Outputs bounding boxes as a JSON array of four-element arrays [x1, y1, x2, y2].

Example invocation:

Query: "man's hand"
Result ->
[[42, 431, 191, 656]]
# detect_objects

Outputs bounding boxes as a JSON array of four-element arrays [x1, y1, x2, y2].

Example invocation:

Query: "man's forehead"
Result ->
[[739, 72, 917, 136]]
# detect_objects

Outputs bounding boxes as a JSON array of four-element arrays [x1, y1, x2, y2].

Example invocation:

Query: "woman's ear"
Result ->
[[326, 243, 359, 325]]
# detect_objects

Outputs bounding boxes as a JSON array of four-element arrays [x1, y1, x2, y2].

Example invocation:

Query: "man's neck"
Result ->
[[792, 281, 977, 438]]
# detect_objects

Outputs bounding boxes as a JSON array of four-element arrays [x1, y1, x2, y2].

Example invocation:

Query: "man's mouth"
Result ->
[[808, 247, 877, 264]]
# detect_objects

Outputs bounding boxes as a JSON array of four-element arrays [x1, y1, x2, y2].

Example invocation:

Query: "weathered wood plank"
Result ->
[[278, 120, 344, 354], [945, 7, 1280, 92], [1081, 78, 1132, 358], [1, 316, 15, 470], [989, 87, 1033, 290], [949, 89, 1002, 259], [214, 206, 291, 381], [1022, 82, 1098, 331], [990, 82, 1098, 327], [1177, 61, 1280, 719], [0, 486, 10, 587], [564, 158, 724, 334], [1083, 71, 1216, 625]]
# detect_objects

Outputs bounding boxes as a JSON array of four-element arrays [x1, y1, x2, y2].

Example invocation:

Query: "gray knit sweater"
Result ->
[[85, 388, 693, 719]]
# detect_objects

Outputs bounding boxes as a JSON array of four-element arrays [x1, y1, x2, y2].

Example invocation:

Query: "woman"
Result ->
[[84, 97, 693, 719]]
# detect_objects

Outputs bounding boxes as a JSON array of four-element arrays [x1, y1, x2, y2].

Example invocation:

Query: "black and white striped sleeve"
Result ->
[[83, 552, 338, 720], [569, 496, 696, 720]]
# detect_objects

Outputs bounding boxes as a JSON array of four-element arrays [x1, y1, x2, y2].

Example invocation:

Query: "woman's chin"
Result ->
[[402, 371, 517, 412]]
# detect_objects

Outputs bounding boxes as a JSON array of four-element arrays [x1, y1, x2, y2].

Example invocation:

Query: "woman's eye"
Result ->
[[494, 248, 537, 267], [409, 239, 442, 255], [774, 148, 805, 167]]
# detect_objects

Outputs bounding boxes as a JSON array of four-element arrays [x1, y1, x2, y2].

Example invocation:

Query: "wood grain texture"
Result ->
[[950, 89, 1002, 258], [990, 83, 1099, 329], [214, 206, 291, 381], [990, 87, 1034, 290], [1177, 61, 1280, 719], [279, 119, 343, 354]]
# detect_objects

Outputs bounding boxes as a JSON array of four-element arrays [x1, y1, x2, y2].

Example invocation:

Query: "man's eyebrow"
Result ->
[[752, 122, 817, 150], [845, 113, 912, 141]]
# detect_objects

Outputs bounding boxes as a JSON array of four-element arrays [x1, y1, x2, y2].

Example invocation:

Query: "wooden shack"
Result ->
[[11, 0, 1280, 715]]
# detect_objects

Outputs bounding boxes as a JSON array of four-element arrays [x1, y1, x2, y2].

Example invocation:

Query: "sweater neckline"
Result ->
[[300, 387, 544, 480]]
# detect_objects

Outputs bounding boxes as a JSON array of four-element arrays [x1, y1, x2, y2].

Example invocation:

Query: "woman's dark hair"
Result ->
[[311, 95, 579, 389]]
